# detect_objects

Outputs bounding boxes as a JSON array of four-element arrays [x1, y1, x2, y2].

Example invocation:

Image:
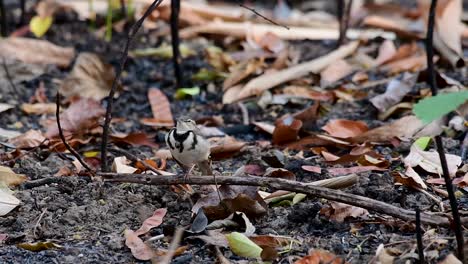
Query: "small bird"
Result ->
[[165, 118, 212, 178]]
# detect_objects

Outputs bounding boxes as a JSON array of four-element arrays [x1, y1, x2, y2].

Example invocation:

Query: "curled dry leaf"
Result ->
[[45, 98, 105, 139], [124, 230, 154, 261], [0, 37, 75, 67], [302, 165, 322, 174], [320, 202, 369, 223], [8, 130, 46, 149], [393, 167, 427, 190], [234, 41, 359, 102], [328, 166, 386, 176], [322, 119, 368, 138], [320, 59, 354, 87], [21, 103, 56, 115], [370, 73, 417, 112], [209, 136, 246, 160], [352, 115, 425, 143], [60, 52, 116, 101], [135, 208, 167, 236], [404, 144, 461, 176], [272, 116, 303, 145], [434, 0, 463, 56], [0, 165, 27, 187], [112, 156, 138, 174], [140, 88, 174, 128]]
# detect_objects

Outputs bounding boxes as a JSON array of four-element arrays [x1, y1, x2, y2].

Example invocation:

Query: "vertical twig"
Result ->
[[0, 0, 7, 37], [105, 0, 113, 42], [101, 0, 165, 172], [425, 0, 464, 260], [170, 0, 182, 88], [415, 208, 424, 264], [159, 227, 186, 264], [20, 0, 26, 25], [56, 92, 94, 173], [336, 0, 345, 46], [120, 0, 127, 19]]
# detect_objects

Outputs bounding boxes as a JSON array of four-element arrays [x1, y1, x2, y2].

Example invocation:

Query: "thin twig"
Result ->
[[108, 147, 162, 175], [100, 173, 460, 227], [159, 227, 185, 264], [171, 0, 182, 88], [238, 2, 289, 30], [21, 177, 63, 189], [416, 208, 425, 264], [33, 208, 48, 239], [19, 0, 26, 25], [237, 102, 249, 125], [120, 0, 126, 19], [336, 0, 344, 46], [101, 0, 165, 172], [56, 92, 94, 174], [425, 0, 464, 260], [0, 0, 7, 37]]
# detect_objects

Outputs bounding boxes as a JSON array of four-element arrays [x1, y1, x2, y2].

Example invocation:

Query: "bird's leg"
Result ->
[[183, 164, 196, 182]]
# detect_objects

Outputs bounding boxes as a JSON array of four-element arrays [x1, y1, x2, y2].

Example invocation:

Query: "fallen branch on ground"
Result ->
[[100, 173, 458, 227]]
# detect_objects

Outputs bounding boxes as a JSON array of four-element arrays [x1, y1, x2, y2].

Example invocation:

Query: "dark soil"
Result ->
[[0, 1, 467, 263]]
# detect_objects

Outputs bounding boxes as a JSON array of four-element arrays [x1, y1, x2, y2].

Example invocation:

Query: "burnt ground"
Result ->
[[1, 2, 468, 264]]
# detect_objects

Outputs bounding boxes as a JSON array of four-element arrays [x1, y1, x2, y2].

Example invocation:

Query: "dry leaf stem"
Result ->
[[171, 0, 182, 88], [101, 0, 165, 172], [425, 0, 464, 260], [415, 208, 424, 263], [100, 173, 460, 227], [56, 92, 94, 174]]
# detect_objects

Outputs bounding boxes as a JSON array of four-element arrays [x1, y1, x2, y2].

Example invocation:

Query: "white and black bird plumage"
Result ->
[[165, 118, 212, 176]]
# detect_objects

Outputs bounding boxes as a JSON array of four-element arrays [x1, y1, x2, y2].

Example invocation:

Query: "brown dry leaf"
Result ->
[[21, 103, 56, 115], [328, 166, 386, 176], [380, 42, 420, 65], [362, 15, 424, 39], [124, 229, 154, 261], [112, 156, 138, 174], [322, 119, 368, 138], [205, 46, 236, 72], [295, 249, 347, 264], [272, 116, 303, 145], [223, 59, 264, 90], [373, 244, 397, 264], [320, 202, 369, 223], [393, 167, 427, 190], [8, 130, 46, 149], [282, 86, 335, 101], [0, 37, 75, 67], [253, 121, 275, 135], [222, 84, 243, 104], [404, 144, 462, 176], [352, 115, 425, 143], [434, 0, 463, 56], [375, 40, 397, 65], [135, 208, 167, 236], [110, 132, 157, 148], [234, 41, 359, 102], [140, 88, 174, 128], [60, 52, 116, 101], [302, 165, 322, 174], [45, 98, 105, 138], [381, 53, 428, 74], [0, 165, 27, 187], [209, 136, 246, 160], [36, 0, 61, 18], [263, 168, 295, 181], [256, 32, 286, 53], [320, 59, 354, 87], [370, 72, 417, 112], [438, 253, 463, 264]]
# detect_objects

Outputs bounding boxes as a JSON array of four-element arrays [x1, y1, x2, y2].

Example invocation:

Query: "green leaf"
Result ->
[[17, 241, 62, 252], [414, 136, 431, 150], [292, 193, 307, 205], [29, 16, 53, 37], [413, 91, 468, 124], [192, 68, 227, 81], [175, 87, 200, 100], [226, 232, 262, 258]]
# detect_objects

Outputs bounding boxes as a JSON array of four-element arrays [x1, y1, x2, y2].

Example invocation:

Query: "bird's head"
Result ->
[[176, 117, 198, 132]]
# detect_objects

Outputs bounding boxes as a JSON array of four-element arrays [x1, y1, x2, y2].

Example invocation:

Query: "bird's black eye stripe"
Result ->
[[167, 128, 176, 150], [190, 131, 197, 150]]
